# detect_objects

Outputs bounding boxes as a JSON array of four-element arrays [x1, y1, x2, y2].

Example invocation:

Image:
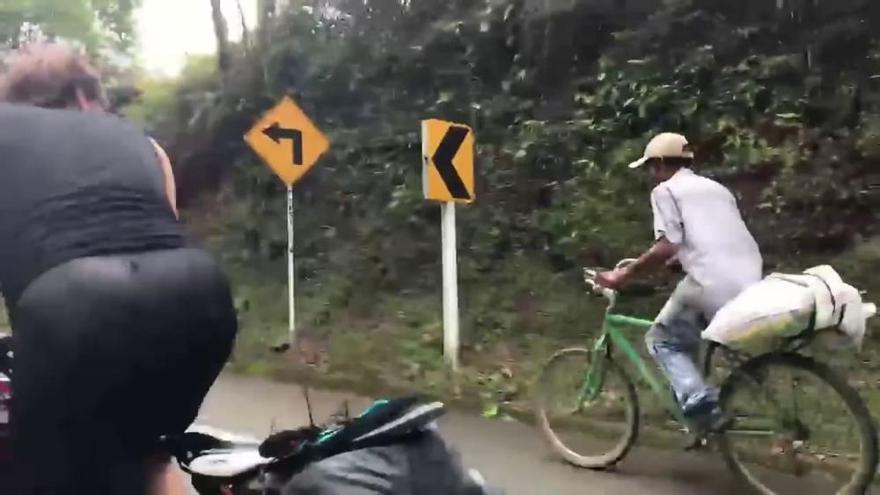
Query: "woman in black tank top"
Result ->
[[0, 43, 238, 495]]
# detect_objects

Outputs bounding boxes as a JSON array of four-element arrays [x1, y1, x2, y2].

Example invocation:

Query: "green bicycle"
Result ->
[[535, 259, 878, 495]]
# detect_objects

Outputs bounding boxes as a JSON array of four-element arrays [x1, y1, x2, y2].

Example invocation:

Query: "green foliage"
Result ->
[[857, 115, 880, 160], [124, 78, 176, 130], [0, 0, 141, 53], [125, 55, 222, 141]]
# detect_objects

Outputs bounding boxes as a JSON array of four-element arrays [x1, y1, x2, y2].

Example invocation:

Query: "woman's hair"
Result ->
[[0, 42, 107, 109]]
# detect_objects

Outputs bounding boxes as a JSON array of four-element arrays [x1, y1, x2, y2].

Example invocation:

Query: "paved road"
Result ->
[[195, 373, 850, 495]]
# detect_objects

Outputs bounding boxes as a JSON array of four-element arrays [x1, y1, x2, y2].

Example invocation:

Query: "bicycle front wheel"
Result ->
[[717, 353, 878, 495], [535, 348, 639, 469]]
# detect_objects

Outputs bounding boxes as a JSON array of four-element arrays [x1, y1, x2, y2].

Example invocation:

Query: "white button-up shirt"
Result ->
[[651, 168, 763, 312]]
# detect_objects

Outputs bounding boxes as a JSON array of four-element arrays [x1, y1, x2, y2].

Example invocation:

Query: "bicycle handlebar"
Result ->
[[582, 258, 639, 302], [615, 258, 638, 270]]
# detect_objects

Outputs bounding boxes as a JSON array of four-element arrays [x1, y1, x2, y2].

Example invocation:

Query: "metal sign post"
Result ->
[[287, 184, 296, 345], [440, 202, 460, 370]]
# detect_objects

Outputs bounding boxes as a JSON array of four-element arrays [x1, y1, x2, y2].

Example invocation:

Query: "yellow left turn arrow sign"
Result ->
[[244, 96, 330, 186]]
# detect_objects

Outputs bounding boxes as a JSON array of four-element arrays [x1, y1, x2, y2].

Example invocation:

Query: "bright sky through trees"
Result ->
[[136, 0, 257, 77]]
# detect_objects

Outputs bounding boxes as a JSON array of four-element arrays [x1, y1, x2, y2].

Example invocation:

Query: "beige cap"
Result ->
[[628, 132, 694, 169]]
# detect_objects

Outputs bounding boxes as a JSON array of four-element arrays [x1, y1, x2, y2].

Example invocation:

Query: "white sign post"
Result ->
[[440, 202, 460, 371], [287, 184, 296, 345]]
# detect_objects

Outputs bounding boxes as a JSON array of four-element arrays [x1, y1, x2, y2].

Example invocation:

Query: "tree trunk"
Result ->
[[210, 0, 232, 78], [258, 0, 276, 51], [256, 0, 277, 88], [237, 0, 251, 51]]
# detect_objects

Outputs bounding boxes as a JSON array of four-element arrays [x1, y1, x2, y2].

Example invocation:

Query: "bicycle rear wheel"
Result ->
[[716, 353, 878, 494], [535, 348, 639, 469]]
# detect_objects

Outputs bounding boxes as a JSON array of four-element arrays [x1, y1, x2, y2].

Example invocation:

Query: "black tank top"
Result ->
[[0, 104, 189, 306]]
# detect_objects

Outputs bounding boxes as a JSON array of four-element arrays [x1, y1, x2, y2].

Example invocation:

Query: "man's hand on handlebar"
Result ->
[[596, 257, 641, 290], [596, 268, 630, 290], [596, 258, 638, 290], [586, 258, 640, 294]]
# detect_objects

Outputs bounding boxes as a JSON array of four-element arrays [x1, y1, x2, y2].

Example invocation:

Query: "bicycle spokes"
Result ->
[[536, 348, 639, 468], [720, 357, 874, 492]]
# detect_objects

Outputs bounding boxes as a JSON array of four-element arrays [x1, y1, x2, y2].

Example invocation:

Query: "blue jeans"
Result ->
[[645, 276, 721, 416]]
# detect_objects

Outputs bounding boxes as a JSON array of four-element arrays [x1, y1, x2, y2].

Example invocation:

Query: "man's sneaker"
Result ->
[[682, 405, 732, 451], [684, 402, 731, 434]]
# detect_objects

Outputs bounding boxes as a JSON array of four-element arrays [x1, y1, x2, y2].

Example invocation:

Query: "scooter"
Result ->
[[0, 335, 501, 495]]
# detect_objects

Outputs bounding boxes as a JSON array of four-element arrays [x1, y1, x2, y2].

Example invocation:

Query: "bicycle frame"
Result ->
[[577, 299, 689, 426], [576, 289, 795, 435]]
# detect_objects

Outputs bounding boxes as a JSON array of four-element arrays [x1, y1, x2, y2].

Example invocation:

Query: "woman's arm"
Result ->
[[149, 139, 178, 218]]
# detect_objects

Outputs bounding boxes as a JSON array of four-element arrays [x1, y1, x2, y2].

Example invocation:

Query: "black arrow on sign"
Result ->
[[263, 123, 304, 165], [431, 125, 471, 200]]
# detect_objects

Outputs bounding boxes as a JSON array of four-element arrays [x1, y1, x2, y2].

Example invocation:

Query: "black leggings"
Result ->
[[10, 248, 238, 495]]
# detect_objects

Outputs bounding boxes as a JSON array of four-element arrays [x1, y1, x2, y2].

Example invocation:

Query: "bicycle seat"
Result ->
[[187, 448, 273, 478], [187, 424, 262, 447], [171, 425, 268, 477], [258, 397, 446, 472], [351, 401, 445, 444]]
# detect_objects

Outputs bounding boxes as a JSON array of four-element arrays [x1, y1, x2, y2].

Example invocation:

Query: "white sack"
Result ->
[[703, 265, 875, 353], [702, 276, 814, 354]]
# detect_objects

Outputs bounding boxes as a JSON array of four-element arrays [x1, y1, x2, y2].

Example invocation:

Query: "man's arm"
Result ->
[[597, 237, 679, 289], [628, 237, 679, 275], [597, 184, 683, 289]]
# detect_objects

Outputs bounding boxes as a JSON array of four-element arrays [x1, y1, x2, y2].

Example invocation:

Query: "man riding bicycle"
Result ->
[[0, 43, 237, 494], [597, 132, 762, 430]]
